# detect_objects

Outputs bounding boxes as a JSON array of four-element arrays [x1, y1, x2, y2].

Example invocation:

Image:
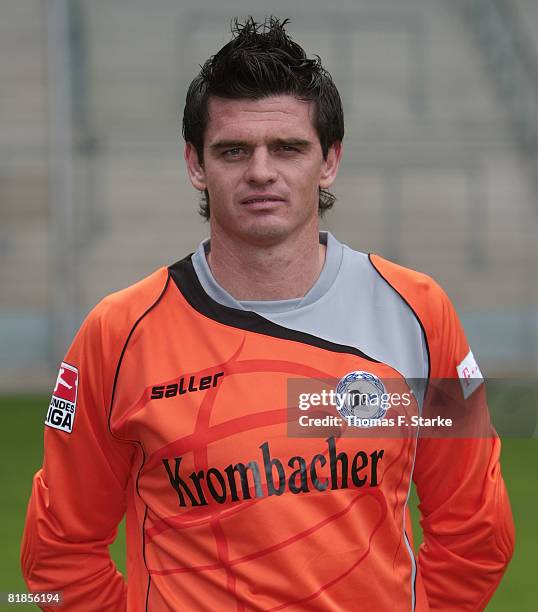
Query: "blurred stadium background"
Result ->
[[0, 0, 536, 609]]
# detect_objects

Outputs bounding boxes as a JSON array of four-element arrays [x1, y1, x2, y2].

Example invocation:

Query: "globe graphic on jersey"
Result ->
[[336, 371, 387, 422]]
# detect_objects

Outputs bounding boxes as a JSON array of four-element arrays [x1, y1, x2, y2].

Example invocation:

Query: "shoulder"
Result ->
[[337, 239, 441, 303], [368, 253, 443, 302], [338, 242, 456, 346], [80, 266, 170, 346], [368, 253, 470, 377], [367, 253, 454, 327], [59, 266, 171, 404]]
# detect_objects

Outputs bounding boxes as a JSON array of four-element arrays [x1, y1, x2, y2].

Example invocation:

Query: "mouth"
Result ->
[[240, 195, 286, 207]]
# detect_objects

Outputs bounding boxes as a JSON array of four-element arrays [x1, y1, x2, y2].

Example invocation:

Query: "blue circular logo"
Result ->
[[336, 371, 388, 426]]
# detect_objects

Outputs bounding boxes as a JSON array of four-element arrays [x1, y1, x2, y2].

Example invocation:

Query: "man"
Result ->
[[22, 17, 514, 611]]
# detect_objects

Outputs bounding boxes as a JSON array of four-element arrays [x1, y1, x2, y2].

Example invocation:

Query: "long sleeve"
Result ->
[[413, 282, 515, 610], [21, 302, 136, 611]]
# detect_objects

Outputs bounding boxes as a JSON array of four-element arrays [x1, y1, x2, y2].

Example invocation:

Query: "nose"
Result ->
[[243, 147, 277, 185]]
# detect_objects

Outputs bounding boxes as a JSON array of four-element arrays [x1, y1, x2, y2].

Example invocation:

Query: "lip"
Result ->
[[239, 194, 286, 205]]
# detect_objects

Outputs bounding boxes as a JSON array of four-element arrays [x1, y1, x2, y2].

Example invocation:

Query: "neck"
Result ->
[[206, 224, 326, 301]]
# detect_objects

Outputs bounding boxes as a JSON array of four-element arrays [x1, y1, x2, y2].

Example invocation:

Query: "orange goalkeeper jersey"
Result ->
[[21, 232, 514, 611]]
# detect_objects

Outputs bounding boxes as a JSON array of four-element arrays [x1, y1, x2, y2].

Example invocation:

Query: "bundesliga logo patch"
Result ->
[[45, 362, 79, 433]]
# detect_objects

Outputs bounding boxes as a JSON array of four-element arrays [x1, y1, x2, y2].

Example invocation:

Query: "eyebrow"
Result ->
[[209, 138, 313, 151]]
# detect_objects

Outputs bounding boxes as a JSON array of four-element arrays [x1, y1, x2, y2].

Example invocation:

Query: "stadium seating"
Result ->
[[0, 0, 536, 388]]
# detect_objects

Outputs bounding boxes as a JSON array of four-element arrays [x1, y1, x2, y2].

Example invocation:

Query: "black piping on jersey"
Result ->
[[367, 254, 431, 381], [367, 252, 431, 612], [169, 255, 379, 363], [107, 273, 171, 612]]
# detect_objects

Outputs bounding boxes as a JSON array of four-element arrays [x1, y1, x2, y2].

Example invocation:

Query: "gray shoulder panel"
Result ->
[[264, 245, 429, 381]]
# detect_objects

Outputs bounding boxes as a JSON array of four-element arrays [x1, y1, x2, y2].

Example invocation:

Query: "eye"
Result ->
[[278, 144, 300, 153], [223, 147, 245, 158]]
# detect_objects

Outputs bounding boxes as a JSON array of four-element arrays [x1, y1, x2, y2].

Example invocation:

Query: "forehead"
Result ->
[[205, 95, 317, 142]]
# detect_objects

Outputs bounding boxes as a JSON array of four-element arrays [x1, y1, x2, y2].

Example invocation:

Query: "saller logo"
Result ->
[[45, 362, 78, 433], [151, 371, 224, 399], [163, 436, 384, 507]]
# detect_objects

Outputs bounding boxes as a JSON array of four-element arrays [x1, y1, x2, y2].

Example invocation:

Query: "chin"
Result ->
[[238, 219, 296, 245]]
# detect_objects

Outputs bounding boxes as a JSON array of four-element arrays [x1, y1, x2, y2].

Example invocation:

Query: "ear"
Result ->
[[184, 142, 207, 191], [319, 141, 343, 189]]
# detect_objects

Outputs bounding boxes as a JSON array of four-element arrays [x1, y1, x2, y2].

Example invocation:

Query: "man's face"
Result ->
[[185, 94, 341, 245]]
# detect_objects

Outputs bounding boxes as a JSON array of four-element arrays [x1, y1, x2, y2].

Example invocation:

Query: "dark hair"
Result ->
[[182, 16, 344, 220]]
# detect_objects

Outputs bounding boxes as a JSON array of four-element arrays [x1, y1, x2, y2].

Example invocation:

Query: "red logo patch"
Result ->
[[53, 362, 78, 403]]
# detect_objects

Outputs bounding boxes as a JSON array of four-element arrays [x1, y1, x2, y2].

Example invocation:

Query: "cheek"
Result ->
[[295, 164, 323, 196], [204, 167, 238, 198]]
